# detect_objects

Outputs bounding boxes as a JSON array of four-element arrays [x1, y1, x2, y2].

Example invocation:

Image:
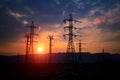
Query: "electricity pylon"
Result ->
[[102, 48, 105, 62], [25, 21, 38, 63], [76, 40, 84, 63], [48, 35, 54, 64], [77, 40, 84, 53], [24, 33, 30, 63], [63, 14, 82, 53], [63, 14, 82, 63]]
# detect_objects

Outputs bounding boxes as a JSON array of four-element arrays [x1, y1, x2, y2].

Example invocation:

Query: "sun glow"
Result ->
[[37, 47, 44, 53]]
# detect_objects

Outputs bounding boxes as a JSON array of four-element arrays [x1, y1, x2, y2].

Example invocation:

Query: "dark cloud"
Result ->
[[0, 7, 25, 45], [109, 34, 120, 42], [107, 21, 120, 31]]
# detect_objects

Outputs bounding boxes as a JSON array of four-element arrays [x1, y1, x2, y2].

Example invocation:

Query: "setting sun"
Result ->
[[37, 47, 44, 53]]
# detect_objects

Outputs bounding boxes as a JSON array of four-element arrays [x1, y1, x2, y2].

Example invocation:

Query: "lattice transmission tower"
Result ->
[[48, 35, 54, 64], [24, 33, 30, 63], [77, 40, 85, 53], [63, 14, 82, 63], [63, 14, 81, 53], [25, 21, 38, 63]]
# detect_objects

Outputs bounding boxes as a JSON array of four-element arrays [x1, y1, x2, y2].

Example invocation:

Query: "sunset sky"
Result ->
[[0, 0, 120, 55]]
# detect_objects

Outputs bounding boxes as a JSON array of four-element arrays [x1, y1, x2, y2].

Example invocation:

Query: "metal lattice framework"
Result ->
[[63, 14, 82, 63], [63, 14, 81, 53], [48, 35, 54, 64], [24, 33, 30, 63], [77, 40, 84, 53], [25, 21, 38, 63]]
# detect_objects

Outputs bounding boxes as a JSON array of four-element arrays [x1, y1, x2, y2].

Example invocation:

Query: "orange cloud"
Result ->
[[93, 16, 106, 25]]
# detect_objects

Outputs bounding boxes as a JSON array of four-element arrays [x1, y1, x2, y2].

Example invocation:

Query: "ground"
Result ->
[[0, 62, 119, 80]]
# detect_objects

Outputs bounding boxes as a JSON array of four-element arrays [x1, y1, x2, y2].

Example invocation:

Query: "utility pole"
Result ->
[[63, 14, 81, 62], [48, 35, 54, 64]]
